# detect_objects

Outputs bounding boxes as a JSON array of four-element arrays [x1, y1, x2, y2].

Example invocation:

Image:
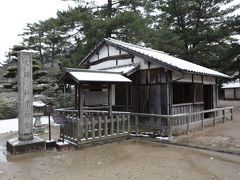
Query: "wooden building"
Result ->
[[79, 38, 229, 118], [222, 79, 240, 100], [56, 38, 232, 145]]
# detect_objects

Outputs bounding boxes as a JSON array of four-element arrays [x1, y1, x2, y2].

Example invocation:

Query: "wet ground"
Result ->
[[175, 100, 240, 154], [0, 100, 240, 180]]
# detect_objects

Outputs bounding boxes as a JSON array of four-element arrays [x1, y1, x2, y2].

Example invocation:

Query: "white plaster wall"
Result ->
[[89, 54, 98, 63], [117, 59, 133, 66], [172, 72, 216, 84], [203, 76, 215, 84], [98, 45, 109, 59], [133, 56, 161, 70], [172, 72, 192, 83], [193, 75, 202, 83], [109, 46, 120, 56], [90, 60, 117, 70], [224, 89, 234, 99], [235, 88, 240, 99]]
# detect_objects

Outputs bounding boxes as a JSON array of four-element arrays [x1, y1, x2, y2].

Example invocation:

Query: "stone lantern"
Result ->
[[33, 101, 46, 134]]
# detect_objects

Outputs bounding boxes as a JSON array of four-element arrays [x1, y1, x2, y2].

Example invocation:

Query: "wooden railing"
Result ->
[[55, 109, 130, 146], [132, 106, 234, 141], [55, 106, 234, 145]]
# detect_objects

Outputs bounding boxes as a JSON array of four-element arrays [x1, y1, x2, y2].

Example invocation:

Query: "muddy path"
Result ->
[[0, 139, 240, 180]]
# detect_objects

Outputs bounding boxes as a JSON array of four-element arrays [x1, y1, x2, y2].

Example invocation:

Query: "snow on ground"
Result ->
[[0, 116, 55, 134]]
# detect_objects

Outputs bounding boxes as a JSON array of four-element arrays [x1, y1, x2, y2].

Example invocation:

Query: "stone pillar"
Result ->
[[6, 51, 46, 155], [18, 52, 33, 140]]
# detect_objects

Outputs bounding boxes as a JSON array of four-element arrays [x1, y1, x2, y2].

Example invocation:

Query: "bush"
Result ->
[[0, 92, 18, 119]]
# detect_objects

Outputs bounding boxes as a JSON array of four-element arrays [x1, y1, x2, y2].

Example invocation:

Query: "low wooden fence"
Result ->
[[55, 109, 130, 146], [132, 106, 234, 141], [55, 106, 234, 145]]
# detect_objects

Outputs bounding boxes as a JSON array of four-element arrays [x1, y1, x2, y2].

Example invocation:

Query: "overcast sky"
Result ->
[[0, 0, 77, 64], [0, 0, 239, 65]]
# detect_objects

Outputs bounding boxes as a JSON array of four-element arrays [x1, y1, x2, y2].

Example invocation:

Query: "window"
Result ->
[[173, 83, 203, 104], [173, 83, 193, 104]]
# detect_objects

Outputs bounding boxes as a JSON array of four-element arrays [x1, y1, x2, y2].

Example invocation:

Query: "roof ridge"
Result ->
[[106, 38, 167, 55]]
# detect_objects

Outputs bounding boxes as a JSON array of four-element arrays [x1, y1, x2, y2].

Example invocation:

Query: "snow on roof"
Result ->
[[69, 70, 131, 83], [222, 79, 240, 89], [104, 38, 229, 78], [100, 63, 139, 75]]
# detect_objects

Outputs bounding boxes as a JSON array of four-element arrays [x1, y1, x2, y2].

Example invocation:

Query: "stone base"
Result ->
[[55, 141, 72, 151], [46, 140, 56, 149], [6, 137, 46, 155]]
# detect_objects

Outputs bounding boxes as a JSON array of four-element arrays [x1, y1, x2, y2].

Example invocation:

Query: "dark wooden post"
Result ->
[[126, 84, 129, 111], [108, 84, 113, 135], [230, 108, 233, 120], [75, 84, 78, 109], [77, 84, 84, 141], [222, 110, 225, 123]]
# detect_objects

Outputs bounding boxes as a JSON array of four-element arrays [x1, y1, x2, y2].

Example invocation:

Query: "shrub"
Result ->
[[0, 92, 18, 119]]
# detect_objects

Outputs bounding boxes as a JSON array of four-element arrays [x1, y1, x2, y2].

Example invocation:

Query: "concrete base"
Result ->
[[55, 141, 72, 151], [46, 140, 56, 149], [6, 137, 46, 155]]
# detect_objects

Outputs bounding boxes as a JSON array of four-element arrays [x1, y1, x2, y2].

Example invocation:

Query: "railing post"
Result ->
[[127, 114, 130, 135], [213, 111, 216, 127], [104, 115, 108, 136], [92, 117, 95, 139], [168, 117, 173, 142], [187, 115, 190, 134], [121, 114, 125, 133], [98, 116, 102, 137], [116, 115, 120, 135], [222, 110, 225, 123], [85, 117, 88, 140], [135, 115, 139, 136], [201, 112, 204, 131]]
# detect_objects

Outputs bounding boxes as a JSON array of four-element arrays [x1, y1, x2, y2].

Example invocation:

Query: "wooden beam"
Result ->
[[126, 84, 129, 111], [108, 85, 113, 135], [77, 84, 84, 141], [89, 54, 134, 66]]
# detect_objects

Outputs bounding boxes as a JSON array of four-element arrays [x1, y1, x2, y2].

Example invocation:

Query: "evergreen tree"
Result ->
[[154, 0, 240, 70]]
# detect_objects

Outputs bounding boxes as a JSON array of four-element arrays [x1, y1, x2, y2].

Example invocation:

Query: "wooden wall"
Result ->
[[129, 68, 172, 115]]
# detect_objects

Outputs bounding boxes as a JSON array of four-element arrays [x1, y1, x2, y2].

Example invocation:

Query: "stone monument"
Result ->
[[6, 51, 46, 155]]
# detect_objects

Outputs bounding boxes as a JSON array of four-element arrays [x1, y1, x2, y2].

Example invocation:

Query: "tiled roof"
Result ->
[[104, 38, 230, 78], [222, 79, 240, 89]]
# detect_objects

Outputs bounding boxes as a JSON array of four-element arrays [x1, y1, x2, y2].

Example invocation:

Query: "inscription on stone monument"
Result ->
[[18, 52, 33, 140]]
